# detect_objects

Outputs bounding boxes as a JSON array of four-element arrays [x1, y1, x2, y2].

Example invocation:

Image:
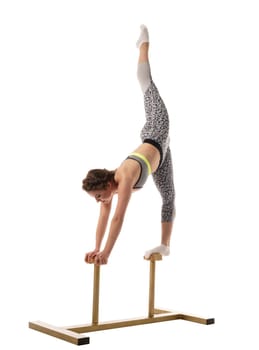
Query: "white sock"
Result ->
[[136, 24, 149, 48], [144, 244, 170, 259]]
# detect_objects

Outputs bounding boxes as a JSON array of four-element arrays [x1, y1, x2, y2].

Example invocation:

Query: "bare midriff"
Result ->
[[133, 143, 160, 173]]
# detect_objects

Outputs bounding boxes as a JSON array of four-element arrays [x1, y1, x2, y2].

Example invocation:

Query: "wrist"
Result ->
[[103, 246, 111, 257], [95, 243, 101, 250]]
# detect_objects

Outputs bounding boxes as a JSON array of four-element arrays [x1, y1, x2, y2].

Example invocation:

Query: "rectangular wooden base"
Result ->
[[29, 309, 214, 346], [29, 321, 90, 345]]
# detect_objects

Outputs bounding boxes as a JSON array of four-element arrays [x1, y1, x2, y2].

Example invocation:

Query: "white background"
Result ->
[[1, 0, 259, 349]]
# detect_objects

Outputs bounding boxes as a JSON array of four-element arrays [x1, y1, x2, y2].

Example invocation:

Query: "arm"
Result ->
[[95, 200, 113, 250], [95, 180, 132, 264], [85, 200, 112, 263]]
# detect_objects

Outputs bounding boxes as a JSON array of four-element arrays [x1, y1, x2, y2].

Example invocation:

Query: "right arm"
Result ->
[[95, 200, 113, 250], [85, 200, 112, 262]]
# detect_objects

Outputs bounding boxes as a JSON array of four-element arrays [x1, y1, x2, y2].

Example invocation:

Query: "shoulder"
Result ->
[[115, 160, 134, 180]]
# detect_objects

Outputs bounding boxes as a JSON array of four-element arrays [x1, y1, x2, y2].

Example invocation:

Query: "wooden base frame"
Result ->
[[29, 254, 214, 346]]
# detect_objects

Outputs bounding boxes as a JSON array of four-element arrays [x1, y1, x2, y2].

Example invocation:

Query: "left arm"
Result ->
[[95, 180, 132, 264]]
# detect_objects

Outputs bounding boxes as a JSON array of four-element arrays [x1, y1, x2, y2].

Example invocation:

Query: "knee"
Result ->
[[161, 201, 175, 222]]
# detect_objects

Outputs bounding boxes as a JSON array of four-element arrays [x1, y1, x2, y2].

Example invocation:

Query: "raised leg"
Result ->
[[137, 25, 152, 93]]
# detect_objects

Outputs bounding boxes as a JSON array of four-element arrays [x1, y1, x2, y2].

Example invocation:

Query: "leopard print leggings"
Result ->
[[138, 62, 175, 222]]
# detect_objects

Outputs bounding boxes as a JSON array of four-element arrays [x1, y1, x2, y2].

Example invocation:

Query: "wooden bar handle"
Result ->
[[144, 253, 163, 262]]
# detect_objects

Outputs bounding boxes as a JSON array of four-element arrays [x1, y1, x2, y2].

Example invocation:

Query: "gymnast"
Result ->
[[82, 25, 175, 265]]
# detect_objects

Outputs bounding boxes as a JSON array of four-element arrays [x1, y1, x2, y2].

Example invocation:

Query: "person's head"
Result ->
[[82, 169, 116, 203]]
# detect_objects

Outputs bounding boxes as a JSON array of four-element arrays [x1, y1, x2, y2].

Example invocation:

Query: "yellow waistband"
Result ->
[[130, 152, 152, 175]]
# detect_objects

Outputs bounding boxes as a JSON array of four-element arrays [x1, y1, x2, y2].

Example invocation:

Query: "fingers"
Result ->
[[85, 251, 108, 265], [85, 251, 98, 264], [94, 253, 107, 265]]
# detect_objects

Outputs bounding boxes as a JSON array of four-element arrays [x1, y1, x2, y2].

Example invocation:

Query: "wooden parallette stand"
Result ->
[[29, 253, 214, 345]]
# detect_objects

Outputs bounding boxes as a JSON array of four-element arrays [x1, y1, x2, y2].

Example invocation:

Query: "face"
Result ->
[[88, 184, 114, 204]]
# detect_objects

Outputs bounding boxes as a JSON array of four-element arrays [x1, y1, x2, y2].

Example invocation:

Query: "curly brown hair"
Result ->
[[82, 169, 116, 192]]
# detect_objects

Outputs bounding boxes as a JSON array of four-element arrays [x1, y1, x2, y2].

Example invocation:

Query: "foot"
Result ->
[[136, 24, 149, 48], [144, 244, 170, 259]]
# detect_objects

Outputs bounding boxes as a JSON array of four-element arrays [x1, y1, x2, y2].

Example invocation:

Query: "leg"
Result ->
[[137, 25, 152, 94], [136, 26, 175, 258], [145, 148, 176, 259], [138, 49, 170, 164], [136, 24, 149, 51], [153, 147, 175, 222]]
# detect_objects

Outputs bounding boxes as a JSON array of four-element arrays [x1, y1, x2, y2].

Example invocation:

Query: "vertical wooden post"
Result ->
[[146, 253, 162, 318], [92, 264, 100, 325], [148, 259, 156, 317]]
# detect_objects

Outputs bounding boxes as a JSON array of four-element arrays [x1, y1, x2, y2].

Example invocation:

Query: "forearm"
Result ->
[[95, 228, 106, 251], [103, 217, 124, 255], [102, 181, 131, 257], [95, 203, 112, 250]]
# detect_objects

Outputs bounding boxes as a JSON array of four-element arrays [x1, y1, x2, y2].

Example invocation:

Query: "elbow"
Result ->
[[112, 214, 124, 226], [111, 215, 125, 232]]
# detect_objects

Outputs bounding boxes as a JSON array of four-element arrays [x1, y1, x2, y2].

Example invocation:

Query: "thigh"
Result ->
[[152, 147, 175, 204], [141, 81, 170, 162]]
